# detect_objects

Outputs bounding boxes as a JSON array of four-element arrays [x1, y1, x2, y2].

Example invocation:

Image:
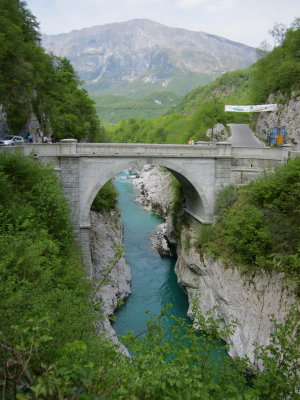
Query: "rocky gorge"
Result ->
[[130, 164, 297, 366], [88, 159, 297, 366]]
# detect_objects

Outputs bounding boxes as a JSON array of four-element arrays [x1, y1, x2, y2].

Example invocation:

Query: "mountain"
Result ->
[[42, 19, 257, 98]]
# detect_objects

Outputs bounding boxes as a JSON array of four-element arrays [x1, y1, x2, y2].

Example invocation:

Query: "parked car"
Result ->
[[0, 135, 25, 146]]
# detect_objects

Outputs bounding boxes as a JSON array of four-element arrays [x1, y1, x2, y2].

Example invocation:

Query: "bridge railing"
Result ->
[[75, 142, 226, 157], [19, 140, 296, 161], [22, 140, 228, 158]]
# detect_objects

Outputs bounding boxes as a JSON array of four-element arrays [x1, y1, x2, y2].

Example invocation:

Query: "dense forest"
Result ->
[[0, 0, 105, 141], [91, 91, 181, 125], [0, 151, 299, 399]]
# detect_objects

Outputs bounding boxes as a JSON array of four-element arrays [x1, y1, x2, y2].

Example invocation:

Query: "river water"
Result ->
[[112, 171, 189, 338]]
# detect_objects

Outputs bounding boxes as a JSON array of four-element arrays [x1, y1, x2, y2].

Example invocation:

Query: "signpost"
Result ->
[[267, 126, 286, 145]]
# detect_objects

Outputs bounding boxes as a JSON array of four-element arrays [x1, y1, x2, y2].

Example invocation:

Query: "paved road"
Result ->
[[228, 124, 265, 147]]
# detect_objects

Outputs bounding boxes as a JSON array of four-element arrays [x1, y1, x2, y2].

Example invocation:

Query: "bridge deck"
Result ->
[[21, 141, 293, 161]]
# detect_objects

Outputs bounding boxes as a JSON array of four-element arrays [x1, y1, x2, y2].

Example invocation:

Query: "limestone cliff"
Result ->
[[175, 226, 296, 366], [133, 164, 297, 366], [133, 164, 174, 217], [255, 91, 300, 148], [90, 209, 131, 349]]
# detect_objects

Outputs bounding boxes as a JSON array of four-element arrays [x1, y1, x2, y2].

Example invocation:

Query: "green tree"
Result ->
[[251, 20, 300, 103], [0, 1, 105, 141], [91, 180, 118, 212]]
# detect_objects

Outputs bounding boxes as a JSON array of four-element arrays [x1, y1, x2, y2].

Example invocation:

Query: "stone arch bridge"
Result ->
[[21, 140, 295, 275]]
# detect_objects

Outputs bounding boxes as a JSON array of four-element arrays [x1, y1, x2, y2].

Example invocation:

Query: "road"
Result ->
[[228, 124, 265, 147]]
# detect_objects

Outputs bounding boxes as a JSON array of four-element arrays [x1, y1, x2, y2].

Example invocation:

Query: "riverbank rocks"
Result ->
[[149, 216, 176, 256], [133, 164, 174, 217], [133, 164, 176, 256], [90, 209, 131, 350]]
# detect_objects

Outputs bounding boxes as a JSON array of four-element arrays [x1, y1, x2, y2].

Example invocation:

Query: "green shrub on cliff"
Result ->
[[199, 157, 300, 279]]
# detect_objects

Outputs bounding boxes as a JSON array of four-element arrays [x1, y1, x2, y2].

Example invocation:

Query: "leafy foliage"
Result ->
[[251, 23, 300, 103], [92, 91, 181, 124], [107, 113, 202, 144], [0, 152, 117, 397], [199, 157, 300, 278], [0, 0, 106, 142], [0, 152, 96, 343], [91, 179, 118, 212], [252, 306, 300, 399], [214, 184, 239, 217]]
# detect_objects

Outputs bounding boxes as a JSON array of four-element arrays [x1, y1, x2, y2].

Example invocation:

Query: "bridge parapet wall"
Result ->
[[230, 145, 293, 185], [23, 140, 233, 158], [22, 140, 293, 160]]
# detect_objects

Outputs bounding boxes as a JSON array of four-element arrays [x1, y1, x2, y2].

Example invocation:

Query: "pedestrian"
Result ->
[[28, 134, 33, 143], [188, 138, 194, 145], [38, 128, 44, 143]]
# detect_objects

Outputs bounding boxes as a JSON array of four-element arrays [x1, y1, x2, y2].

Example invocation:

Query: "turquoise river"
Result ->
[[112, 171, 189, 338]]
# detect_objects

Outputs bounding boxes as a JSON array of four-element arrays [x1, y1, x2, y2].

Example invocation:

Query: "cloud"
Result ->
[[175, 0, 234, 12], [126, 0, 162, 4], [207, 0, 234, 13], [175, 0, 207, 9]]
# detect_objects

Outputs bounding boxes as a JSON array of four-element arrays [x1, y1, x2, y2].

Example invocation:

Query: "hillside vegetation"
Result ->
[[92, 91, 180, 124], [0, 0, 105, 142], [198, 157, 300, 285], [106, 68, 253, 143]]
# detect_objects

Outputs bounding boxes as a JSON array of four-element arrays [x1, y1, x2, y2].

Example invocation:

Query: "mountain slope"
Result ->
[[42, 19, 257, 97], [92, 91, 181, 124]]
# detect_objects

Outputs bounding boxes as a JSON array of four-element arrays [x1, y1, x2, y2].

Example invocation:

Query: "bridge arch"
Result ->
[[19, 140, 294, 273], [80, 158, 212, 229]]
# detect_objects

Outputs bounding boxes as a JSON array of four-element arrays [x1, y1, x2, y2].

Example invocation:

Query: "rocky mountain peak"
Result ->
[[42, 19, 257, 96]]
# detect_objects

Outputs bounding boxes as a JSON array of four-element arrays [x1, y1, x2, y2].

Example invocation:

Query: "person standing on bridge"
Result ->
[[188, 138, 194, 145]]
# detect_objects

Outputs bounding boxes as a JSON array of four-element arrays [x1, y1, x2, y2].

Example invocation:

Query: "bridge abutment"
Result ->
[[58, 154, 93, 276]]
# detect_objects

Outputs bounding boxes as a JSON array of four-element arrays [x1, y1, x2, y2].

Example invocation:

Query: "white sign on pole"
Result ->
[[225, 104, 277, 112]]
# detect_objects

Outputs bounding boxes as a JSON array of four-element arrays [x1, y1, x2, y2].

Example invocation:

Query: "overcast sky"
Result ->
[[26, 0, 299, 48]]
